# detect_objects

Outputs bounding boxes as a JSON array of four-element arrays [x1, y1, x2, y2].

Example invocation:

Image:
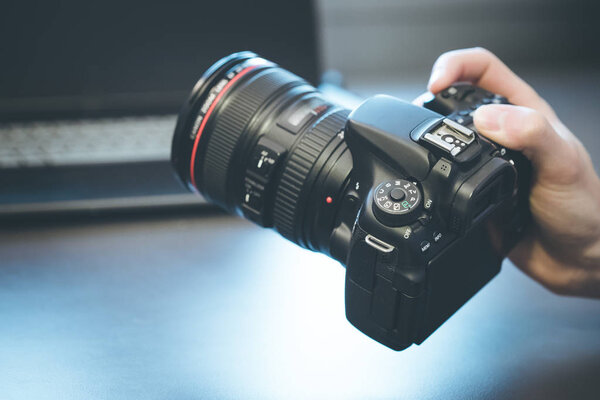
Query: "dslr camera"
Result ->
[[171, 52, 531, 350]]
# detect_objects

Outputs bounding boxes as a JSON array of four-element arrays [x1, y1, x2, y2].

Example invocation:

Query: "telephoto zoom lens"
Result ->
[[171, 52, 353, 257]]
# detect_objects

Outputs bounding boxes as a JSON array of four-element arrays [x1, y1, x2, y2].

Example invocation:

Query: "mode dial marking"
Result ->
[[372, 179, 422, 226], [374, 180, 421, 215]]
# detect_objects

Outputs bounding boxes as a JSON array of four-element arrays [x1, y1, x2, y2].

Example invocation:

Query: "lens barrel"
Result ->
[[172, 52, 352, 254]]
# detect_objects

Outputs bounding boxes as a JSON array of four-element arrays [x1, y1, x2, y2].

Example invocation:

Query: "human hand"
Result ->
[[423, 47, 600, 298]]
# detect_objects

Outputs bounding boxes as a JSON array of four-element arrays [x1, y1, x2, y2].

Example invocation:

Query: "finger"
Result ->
[[412, 92, 434, 107], [508, 232, 600, 298], [427, 47, 556, 119], [474, 104, 580, 184]]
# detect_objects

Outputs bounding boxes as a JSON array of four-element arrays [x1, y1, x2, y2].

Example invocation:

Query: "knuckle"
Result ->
[[515, 108, 582, 181], [520, 109, 549, 143], [537, 271, 572, 296], [433, 51, 453, 67], [548, 285, 571, 297], [469, 47, 499, 64], [443, 46, 491, 60], [470, 46, 493, 57], [434, 47, 497, 71], [544, 279, 570, 295], [524, 110, 548, 135], [556, 141, 584, 181], [543, 275, 582, 297], [499, 107, 546, 148], [534, 261, 590, 297]]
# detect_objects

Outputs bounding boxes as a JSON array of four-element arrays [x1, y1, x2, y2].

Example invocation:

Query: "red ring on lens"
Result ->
[[189, 65, 257, 190]]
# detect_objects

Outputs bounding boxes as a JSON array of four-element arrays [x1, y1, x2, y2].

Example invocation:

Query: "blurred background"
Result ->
[[1, 0, 599, 216], [1, 1, 599, 399]]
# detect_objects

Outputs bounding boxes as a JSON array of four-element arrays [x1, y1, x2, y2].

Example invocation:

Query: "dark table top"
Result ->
[[1, 214, 599, 400]]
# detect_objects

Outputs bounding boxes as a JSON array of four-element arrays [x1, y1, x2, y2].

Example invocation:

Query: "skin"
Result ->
[[417, 47, 600, 298]]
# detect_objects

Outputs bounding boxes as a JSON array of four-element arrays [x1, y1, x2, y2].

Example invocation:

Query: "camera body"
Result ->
[[335, 87, 531, 350], [171, 53, 531, 351]]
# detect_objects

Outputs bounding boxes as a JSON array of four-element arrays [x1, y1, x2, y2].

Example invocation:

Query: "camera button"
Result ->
[[419, 240, 431, 253], [455, 115, 473, 126], [433, 231, 443, 243], [389, 188, 406, 201], [248, 146, 280, 181], [417, 215, 431, 226], [373, 179, 422, 226], [243, 190, 263, 210], [410, 221, 423, 234]]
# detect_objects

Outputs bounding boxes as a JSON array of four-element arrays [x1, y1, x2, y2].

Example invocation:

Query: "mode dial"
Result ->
[[372, 179, 421, 226]]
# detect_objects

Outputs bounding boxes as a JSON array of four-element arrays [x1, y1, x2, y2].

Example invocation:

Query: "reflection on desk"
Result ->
[[0, 215, 599, 399]]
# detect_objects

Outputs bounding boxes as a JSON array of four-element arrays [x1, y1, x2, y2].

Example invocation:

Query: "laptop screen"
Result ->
[[0, 0, 319, 121]]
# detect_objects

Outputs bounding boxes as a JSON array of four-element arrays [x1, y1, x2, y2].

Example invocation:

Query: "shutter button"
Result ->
[[389, 188, 406, 201]]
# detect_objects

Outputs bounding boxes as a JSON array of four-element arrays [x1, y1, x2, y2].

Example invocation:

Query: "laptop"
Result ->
[[0, 0, 321, 218]]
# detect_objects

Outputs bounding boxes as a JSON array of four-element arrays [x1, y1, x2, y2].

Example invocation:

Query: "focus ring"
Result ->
[[273, 111, 348, 240], [202, 68, 302, 204]]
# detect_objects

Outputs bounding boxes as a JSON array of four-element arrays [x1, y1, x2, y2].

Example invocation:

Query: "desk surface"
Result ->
[[1, 215, 599, 400]]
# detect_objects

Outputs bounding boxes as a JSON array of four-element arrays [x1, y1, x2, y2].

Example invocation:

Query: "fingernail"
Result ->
[[474, 105, 507, 132]]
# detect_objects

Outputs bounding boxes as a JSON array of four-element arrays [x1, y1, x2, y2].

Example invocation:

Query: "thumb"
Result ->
[[473, 104, 580, 184]]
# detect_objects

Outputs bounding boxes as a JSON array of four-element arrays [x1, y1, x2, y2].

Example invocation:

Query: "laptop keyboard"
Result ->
[[0, 86, 361, 214], [0, 115, 176, 168]]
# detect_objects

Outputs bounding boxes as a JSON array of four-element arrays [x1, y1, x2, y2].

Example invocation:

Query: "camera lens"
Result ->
[[171, 52, 353, 254]]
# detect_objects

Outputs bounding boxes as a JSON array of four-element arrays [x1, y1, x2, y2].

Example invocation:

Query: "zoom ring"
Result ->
[[202, 68, 302, 204], [273, 110, 348, 241]]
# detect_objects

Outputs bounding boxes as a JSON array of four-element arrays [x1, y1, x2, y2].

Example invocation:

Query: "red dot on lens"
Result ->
[[326, 196, 333, 204]]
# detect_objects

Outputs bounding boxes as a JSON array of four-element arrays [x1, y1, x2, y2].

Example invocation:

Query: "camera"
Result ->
[[171, 52, 531, 350]]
